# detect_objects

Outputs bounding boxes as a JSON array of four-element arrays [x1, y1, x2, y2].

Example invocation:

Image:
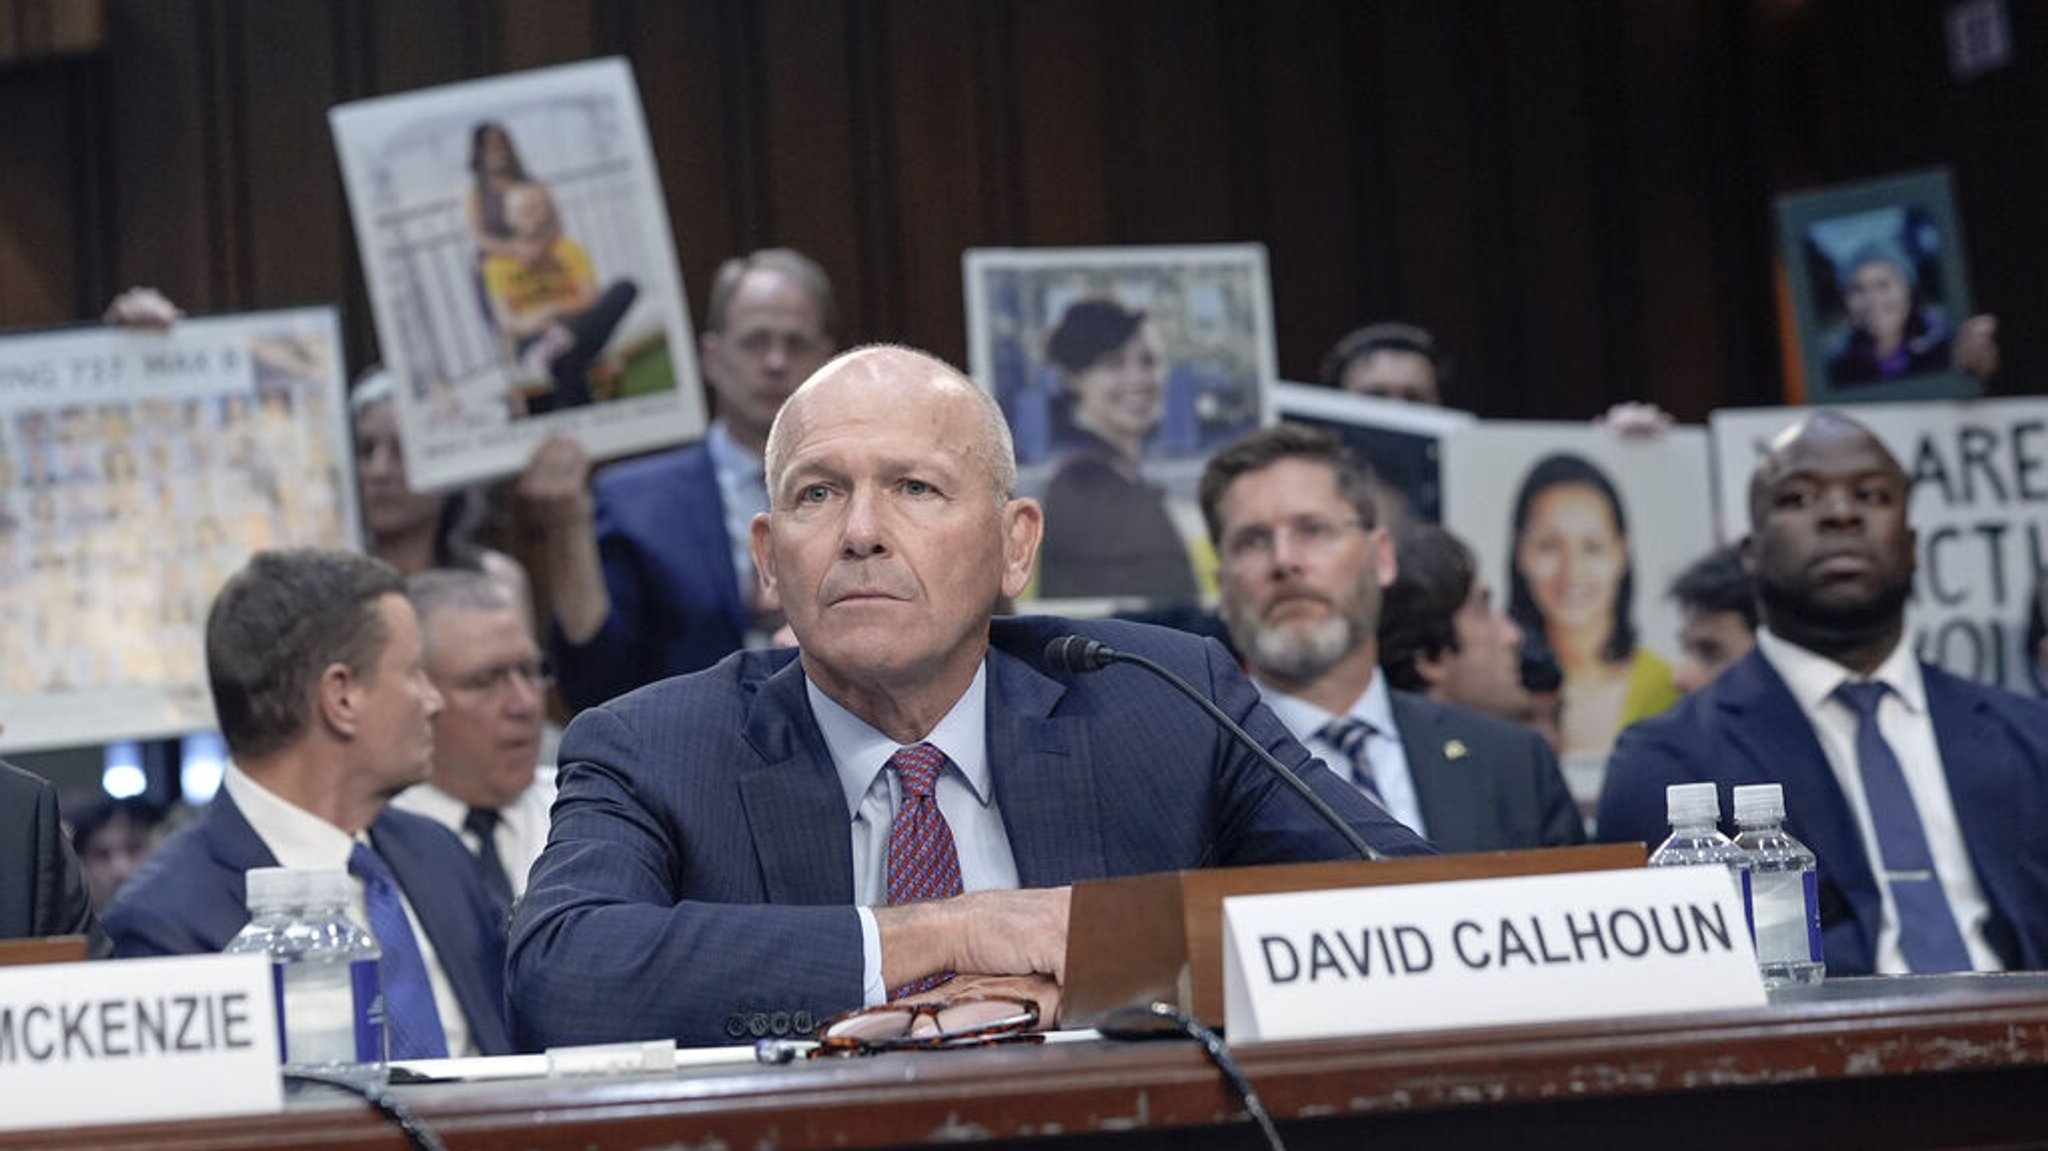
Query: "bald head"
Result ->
[[1747, 410, 1905, 531], [765, 344, 1017, 507]]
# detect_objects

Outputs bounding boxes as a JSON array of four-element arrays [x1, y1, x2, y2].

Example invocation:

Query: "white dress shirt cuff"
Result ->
[[857, 906, 887, 1006]]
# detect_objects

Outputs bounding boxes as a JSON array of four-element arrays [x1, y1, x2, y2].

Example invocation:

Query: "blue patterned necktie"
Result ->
[[463, 806, 515, 910], [1317, 716, 1387, 808], [1833, 681, 1975, 973], [347, 842, 451, 1058]]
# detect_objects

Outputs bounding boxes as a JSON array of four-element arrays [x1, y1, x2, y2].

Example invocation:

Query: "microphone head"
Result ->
[[1044, 634, 1113, 673]]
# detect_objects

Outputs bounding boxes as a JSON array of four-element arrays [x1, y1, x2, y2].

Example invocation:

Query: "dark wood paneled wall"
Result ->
[[0, 0, 2039, 422]]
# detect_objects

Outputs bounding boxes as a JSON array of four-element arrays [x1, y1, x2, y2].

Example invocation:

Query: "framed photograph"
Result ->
[[1441, 421, 1714, 817], [1273, 382, 1475, 533], [1711, 399, 2048, 699], [963, 243, 1276, 607], [331, 57, 704, 491], [1774, 168, 1978, 405], [0, 307, 358, 753]]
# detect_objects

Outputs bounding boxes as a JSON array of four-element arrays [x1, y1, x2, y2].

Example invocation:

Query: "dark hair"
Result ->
[[1045, 299, 1147, 376], [206, 549, 405, 761], [468, 121, 529, 181], [1318, 321, 1449, 391], [1506, 453, 1636, 665], [704, 248, 839, 338], [1378, 524, 1479, 692], [69, 797, 160, 857], [1668, 544, 1756, 630], [1198, 423, 1377, 545]]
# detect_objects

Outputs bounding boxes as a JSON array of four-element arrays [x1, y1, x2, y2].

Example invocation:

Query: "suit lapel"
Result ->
[[985, 647, 1107, 887], [1925, 668, 2023, 956], [1718, 654, 1881, 961], [1391, 692, 1477, 850], [740, 659, 858, 903], [679, 446, 750, 633]]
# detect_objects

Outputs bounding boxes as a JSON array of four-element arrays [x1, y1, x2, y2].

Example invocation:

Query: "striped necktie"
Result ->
[[1317, 716, 1387, 808]]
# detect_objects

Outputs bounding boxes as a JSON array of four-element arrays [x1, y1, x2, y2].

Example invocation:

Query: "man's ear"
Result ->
[[1410, 649, 1450, 691], [750, 512, 778, 602], [315, 662, 360, 739], [1000, 499, 1045, 600]]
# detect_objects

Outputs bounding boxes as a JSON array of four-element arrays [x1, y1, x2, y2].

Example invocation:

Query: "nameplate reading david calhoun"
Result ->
[[0, 953, 282, 1133], [1220, 868, 1766, 1043]]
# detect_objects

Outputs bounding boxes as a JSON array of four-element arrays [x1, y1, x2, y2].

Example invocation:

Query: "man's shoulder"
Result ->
[[1921, 661, 2048, 737], [990, 615, 1222, 671], [0, 760, 53, 810], [581, 647, 800, 729], [1392, 691, 1551, 759], [593, 441, 716, 501]]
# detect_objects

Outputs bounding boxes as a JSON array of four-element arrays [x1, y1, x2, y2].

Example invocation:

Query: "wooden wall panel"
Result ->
[[5, 0, 2044, 418]]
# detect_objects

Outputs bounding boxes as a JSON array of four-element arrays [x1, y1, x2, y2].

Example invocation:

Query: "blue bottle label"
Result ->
[[270, 963, 289, 1063], [351, 958, 386, 1063]]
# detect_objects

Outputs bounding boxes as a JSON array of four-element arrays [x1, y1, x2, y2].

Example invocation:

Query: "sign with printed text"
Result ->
[[1222, 868, 1764, 1044], [1712, 398, 2048, 697], [0, 953, 282, 1132]]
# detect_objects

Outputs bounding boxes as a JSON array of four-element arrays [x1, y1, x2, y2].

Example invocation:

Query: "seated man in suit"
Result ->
[[105, 549, 515, 1055], [1378, 522, 1533, 726], [532, 248, 839, 711], [1597, 412, 2048, 975], [0, 759, 103, 954], [1200, 426, 1584, 853], [1667, 543, 1757, 694], [508, 346, 1432, 1049], [389, 569, 554, 907]]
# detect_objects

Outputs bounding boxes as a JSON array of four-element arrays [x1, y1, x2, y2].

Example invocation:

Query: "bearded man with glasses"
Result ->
[[1201, 424, 1584, 852]]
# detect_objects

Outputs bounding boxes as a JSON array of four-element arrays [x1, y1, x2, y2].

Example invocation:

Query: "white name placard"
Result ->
[[1223, 867, 1765, 1043], [0, 953, 282, 1132]]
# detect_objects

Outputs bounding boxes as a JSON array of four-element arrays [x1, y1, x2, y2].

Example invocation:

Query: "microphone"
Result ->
[[1043, 635, 1382, 861]]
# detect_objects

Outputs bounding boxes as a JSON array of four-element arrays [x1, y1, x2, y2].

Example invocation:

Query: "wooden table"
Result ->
[[8, 974, 2048, 1151]]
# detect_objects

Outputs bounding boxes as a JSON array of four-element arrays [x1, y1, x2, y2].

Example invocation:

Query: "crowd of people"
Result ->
[[3, 240, 2044, 1059]]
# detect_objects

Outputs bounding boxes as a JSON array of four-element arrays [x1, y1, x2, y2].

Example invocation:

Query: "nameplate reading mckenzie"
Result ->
[[1222, 867, 1764, 1043], [0, 953, 282, 1132]]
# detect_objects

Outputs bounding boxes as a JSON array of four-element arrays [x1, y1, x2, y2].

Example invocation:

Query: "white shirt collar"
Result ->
[[808, 663, 993, 818], [1755, 626, 1926, 719], [1260, 668, 1395, 741], [221, 761, 362, 868]]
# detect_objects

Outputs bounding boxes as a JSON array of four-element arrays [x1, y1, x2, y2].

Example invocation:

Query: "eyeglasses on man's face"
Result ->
[[448, 658, 554, 697], [1219, 515, 1367, 569]]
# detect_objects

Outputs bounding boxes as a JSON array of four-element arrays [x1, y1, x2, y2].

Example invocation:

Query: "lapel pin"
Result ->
[[1443, 739, 1469, 760]]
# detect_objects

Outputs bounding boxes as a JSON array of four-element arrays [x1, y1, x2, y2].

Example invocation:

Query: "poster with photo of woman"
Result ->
[[1441, 422, 1714, 819], [1775, 168, 1979, 405], [332, 57, 703, 490], [963, 244, 1276, 608]]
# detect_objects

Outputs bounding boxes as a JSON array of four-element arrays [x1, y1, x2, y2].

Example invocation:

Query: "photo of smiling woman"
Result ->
[[1824, 239, 1953, 387], [1034, 298, 1199, 602], [1506, 453, 1679, 759]]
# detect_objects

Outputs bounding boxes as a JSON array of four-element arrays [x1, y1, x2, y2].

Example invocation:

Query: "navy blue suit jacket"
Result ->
[[1595, 650, 2048, 976], [554, 442, 747, 711], [1388, 692, 1587, 852], [103, 788, 514, 1054], [0, 761, 102, 954], [508, 616, 1434, 1049]]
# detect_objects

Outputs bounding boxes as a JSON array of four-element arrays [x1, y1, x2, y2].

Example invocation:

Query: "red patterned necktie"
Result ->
[[884, 742, 963, 998]]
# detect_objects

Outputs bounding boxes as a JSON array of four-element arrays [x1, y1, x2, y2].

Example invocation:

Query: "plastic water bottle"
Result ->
[[1646, 782, 1752, 925], [1732, 784, 1826, 988], [226, 867, 387, 1087]]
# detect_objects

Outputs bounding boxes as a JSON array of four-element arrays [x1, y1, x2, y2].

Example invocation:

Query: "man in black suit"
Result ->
[[0, 760, 102, 953], [1201, 425, 1585, 852]]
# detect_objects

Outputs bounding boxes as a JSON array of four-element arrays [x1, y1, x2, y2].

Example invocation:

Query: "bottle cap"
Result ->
[[244, 866, 307, 913], [1665, 781, 1721, 826], [299, 867, 353, 908], [1732, 783, 1785, 824]]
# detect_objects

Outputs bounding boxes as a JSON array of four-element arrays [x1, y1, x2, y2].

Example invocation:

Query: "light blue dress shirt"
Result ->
[[1257, 672, 1429, 840]]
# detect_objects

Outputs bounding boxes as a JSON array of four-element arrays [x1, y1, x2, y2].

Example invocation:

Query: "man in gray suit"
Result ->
[[0, 760, 102, 954], [1201, 424, 1585, 852]]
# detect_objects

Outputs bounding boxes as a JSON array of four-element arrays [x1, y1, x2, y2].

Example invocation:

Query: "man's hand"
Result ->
[[875, 887, 1071, 993], [1954, 313, 1999, 379], [103, 287, 182, 329], [517, 432, 594, 533], [897, 972, 1063, 1031]]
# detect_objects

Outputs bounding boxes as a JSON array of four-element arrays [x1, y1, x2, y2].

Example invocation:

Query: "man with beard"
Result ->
[[1200, 425, 1584, 852], [1597, 412, 2048, 975]]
